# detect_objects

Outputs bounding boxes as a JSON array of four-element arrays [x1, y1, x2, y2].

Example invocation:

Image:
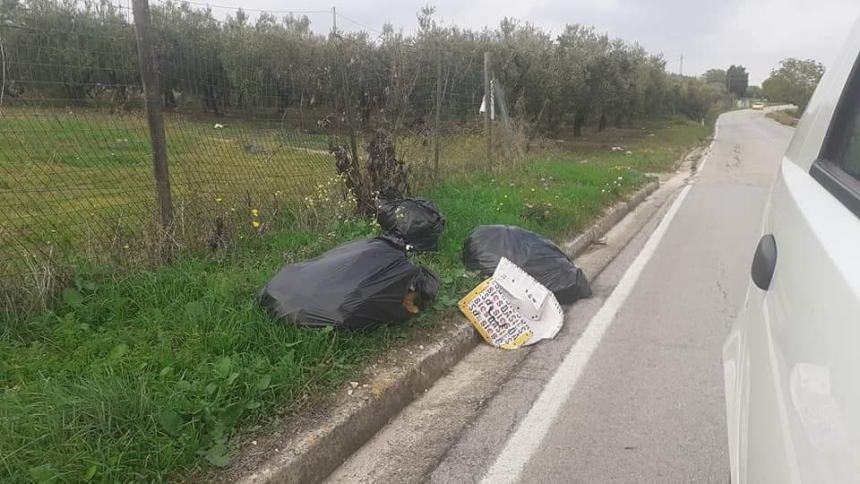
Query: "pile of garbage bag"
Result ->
[[260, 237, 439, 329], [259, 189, 593, 344], [377, 197, 446, 252], [463, 225, 591, 304]]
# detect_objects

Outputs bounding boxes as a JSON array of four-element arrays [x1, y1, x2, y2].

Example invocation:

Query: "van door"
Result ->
[[725, 54, 860, 482]]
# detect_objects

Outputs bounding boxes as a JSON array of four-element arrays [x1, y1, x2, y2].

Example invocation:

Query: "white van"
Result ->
[[722, 19, 860, 483]]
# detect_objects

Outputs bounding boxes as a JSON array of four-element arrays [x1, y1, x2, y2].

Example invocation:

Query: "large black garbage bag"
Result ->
[[260, 237, 439, 329], [463, 225, 591, 304], [377, 198, 446, 252]]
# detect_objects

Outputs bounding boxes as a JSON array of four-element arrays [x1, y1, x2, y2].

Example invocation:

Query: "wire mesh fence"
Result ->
[[0, 0, 520, 312]]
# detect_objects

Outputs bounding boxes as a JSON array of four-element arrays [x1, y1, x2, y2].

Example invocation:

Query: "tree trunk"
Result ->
[[598, 112, 607, 132]]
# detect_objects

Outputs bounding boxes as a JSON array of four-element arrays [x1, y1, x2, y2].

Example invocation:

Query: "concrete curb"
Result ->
[[562, 179, 658, 257], [234, 180, 661, 484]]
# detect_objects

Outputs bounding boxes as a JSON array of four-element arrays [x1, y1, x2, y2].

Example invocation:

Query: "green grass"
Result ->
[[0, 116, 708, 482], [541, 119, 710, 172], [0, 108, 338, 265]]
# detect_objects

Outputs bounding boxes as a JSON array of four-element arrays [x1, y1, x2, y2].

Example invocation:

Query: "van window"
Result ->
[[844, 120, 860, 178], [827, 68, 860, 180], [813, 58, 860, 217]]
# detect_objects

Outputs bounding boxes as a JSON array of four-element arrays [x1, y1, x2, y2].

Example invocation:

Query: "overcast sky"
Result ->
[[201, 0, 859, 84]]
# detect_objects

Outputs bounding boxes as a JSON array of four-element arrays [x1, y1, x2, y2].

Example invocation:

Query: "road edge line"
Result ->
[[481, 182, 694, 484]]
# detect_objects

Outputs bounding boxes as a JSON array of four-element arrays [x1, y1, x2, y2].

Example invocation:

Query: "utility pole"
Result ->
[[680, 54, 684, 76]]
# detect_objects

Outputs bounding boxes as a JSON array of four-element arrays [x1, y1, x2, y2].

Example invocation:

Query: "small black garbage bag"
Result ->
[[260, 237, 439, 329], [463, 225, 591, 304], [377, 198, 446, 251]]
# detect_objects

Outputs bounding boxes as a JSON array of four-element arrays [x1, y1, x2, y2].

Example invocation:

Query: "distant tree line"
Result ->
[[0, 1, 732, 135], [702, 66, 761, 99]]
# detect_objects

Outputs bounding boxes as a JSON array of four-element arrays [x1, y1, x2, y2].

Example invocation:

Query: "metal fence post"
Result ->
[[433, 48, 442, 180], [132, 0, 174, 253], [483, 51, 492, 166]]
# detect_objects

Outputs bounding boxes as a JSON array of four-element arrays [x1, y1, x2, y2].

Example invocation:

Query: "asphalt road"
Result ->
[[503, 109, 792, 482], [327, 109, 794, 483]]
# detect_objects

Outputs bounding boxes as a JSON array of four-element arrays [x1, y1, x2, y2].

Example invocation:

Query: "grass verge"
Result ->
[[0, 119, 708, 482], [766, 108, 800, 127]]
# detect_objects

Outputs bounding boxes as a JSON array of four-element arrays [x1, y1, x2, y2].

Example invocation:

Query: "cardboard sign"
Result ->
[[493, 257, 563, 345], [459, 258, 565, 349], [519, 291, 563, 346], [492, 257, 549, 321], [458, 279, 533, 349]]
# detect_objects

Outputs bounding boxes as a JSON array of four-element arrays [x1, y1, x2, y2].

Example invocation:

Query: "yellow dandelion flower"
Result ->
[[215, 197, 223, 203], [251, 209, 260, 217], [251, 220, 261, 228]]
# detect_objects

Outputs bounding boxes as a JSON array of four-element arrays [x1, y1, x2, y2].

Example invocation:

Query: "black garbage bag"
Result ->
[[260, 237, 439, 329], [463, 225, 591, 304], [377, 198, 446, 252]]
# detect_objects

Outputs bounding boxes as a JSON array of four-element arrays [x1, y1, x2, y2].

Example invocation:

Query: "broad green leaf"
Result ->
[[83, 464, 98, 481], [204, 444, 231, 467], [76, 278, 98, 292], [221, 402, 244, 426], [214, 356, 232, 378], [256, 374, 271, 391], [158, 409, 183, 436], [62, 288, 84, 307]]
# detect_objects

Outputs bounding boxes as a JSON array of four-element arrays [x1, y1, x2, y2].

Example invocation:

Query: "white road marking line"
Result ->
[[695, 119, 719, 176], [481, 183, 695, 484]]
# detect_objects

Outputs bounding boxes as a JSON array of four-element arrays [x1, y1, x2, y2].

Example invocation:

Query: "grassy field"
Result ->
[[0, 108, 495, 304], [0, 108, 334, 280], [0, 114, 709, 482]]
